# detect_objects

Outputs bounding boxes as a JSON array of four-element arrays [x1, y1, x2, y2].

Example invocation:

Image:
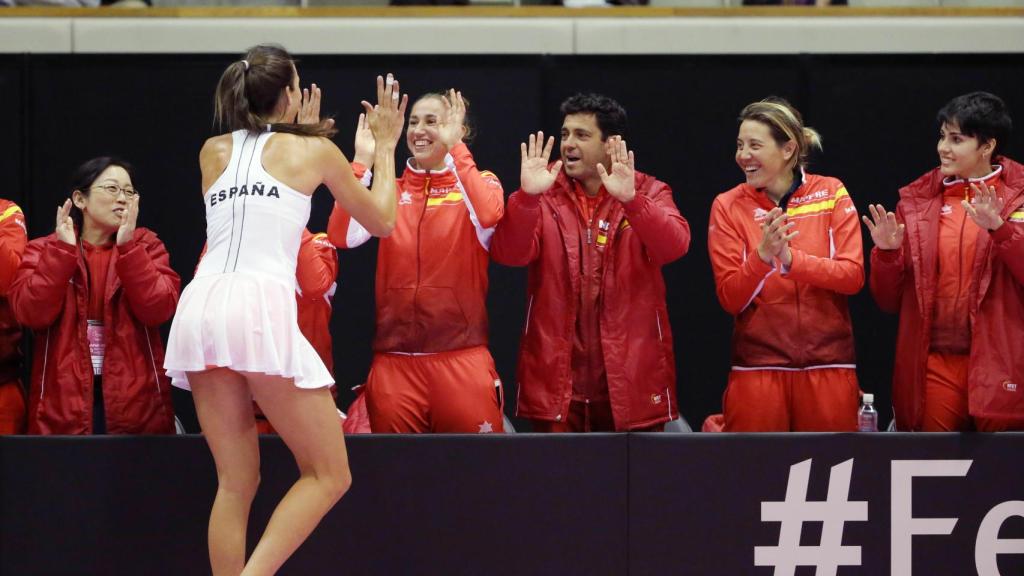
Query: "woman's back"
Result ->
[[197, 129, 312, 287]]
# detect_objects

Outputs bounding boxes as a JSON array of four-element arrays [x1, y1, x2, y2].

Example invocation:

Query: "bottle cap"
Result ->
[[863, 393, 874, 404]]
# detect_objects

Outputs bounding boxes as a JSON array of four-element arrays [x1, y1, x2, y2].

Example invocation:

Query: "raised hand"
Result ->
[[597, 136, 635, 203], [361, 73, 408, 151], [55, 199, 75, 245], [297, 83, 335, 129], [116, 195, 139, 246], [964, 182, 1005, 231], [862, 203, 905, 250], [438, 88, 467, 151], [520, 131, 562, 196], [757, 207, 798, 265], [353, 112, 376, 169]]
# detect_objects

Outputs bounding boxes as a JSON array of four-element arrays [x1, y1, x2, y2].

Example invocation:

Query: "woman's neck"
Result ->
[[80, 225, 113, 247], [764, 169, 795, 205], [958, 164, 996, 181]]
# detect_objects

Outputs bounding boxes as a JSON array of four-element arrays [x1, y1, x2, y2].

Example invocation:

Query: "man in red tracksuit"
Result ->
[[0, 199, 27, 434], [491, 93, 690, 432], [866, 92, 1024, 431], [329, 92, 506, 433]]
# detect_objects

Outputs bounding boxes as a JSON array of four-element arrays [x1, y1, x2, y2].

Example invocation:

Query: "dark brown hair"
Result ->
[[937, 91, 1012, 160], [69, 156, 135, 234], [214, 44, 336, 138]]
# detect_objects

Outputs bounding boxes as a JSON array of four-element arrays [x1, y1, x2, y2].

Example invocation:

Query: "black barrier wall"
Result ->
[[2, 54, 1023, 430], [2, 435, 1022, 575]]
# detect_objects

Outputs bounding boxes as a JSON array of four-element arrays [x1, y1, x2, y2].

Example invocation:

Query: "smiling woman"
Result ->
[[8, 156, 181, 435], [708, 97, 865, 432], [327, 88, 508, 434], [865, 92, 1024, 433]]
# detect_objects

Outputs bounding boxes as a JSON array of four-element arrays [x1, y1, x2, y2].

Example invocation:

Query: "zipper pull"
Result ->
[[587, 228, 593, 244]]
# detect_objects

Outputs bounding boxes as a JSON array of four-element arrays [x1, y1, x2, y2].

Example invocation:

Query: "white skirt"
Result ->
[[164, 272, 334, 390]]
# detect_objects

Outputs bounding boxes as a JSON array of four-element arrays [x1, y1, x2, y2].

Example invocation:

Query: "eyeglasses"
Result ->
[[91, 184, 139, 199]]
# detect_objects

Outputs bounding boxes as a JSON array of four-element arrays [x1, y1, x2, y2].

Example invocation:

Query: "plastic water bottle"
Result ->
[[858, 393, 878, 432]]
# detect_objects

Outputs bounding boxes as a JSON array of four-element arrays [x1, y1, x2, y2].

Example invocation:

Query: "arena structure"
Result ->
[[1, 6, 1023, 575]]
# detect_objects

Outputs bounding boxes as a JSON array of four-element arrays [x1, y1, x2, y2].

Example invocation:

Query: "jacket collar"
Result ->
[[401, 154, 458, 190]]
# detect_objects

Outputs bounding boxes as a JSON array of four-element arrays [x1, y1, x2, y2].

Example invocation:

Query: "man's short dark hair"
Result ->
[[560, 93, 628, 140], [937, 92, 1012, 159]]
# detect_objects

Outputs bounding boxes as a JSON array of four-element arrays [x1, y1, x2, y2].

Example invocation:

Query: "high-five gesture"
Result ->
[[597, 135, 636, 203], [520, 131, 562, 196], [116, 195, 139, 246], [438, 88, 467, 151], [353, 112, 376, 169], [361, 73, 408, 151], [964, 182, 1005, 231], [55, 199, 75, 246], [862, 203, 905, 250], [297, 83, 335, 129], [757, 207, 797, 265]]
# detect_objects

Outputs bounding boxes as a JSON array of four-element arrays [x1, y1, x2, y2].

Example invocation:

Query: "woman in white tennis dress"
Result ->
[[164, 44, 405, 576]]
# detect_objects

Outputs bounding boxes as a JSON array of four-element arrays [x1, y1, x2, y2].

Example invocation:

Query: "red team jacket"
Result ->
[[491, 170, 690, 431], [10, 230, 181, 434], [0, 200, 27, 384], [708, 172, 864, 369], [296, 230, 339, 372], [870, 157, 1024, 429], [327, 142, 504, 354]]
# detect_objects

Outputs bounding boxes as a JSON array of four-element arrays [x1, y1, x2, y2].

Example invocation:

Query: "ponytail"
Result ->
[[212, 44, 337, 139], [739, 97, 822, 169]]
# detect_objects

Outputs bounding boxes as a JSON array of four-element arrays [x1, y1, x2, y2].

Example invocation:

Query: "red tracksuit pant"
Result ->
[[724, 368, 859, 432], [365, 345, 504, 434]]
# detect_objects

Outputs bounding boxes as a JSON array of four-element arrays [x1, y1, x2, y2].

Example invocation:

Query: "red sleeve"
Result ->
[[620, 180, 690, 266], [9, 238, 78, 330], [0, 202, 28, 294], [296, 230, 338, 300], [114, 229, 181, 327], [327, 162, 374, 249], [708, 195, 775, 315], [490, 190, 542, 267], [990, 219, 1024, 286], [783, 186, 865, 295], [449, 143, 504, 229]]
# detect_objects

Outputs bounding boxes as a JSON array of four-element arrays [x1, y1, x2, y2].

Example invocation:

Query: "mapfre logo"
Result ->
[[1003, 381, 1018, 393]]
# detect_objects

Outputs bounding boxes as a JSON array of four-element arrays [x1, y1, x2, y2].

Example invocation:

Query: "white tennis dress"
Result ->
[[164, 129, 333, 390]]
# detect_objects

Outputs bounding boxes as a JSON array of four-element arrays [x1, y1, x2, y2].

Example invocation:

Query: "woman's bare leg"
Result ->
[[189, 368, 260, 576], [241, 373, 350, 576]]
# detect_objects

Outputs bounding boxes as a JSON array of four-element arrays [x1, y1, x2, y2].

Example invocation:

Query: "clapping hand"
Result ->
[[862, 204, 905, 250], [297, 83, 335, 129], [757, 207, 798, 265], [361, 73, 408, 151], [55, 199, 75, 246], [597, 136, 635, 203], [438, 88, 467, 151], [520, 131, 562, 196], [964, 182, 1005, 231]]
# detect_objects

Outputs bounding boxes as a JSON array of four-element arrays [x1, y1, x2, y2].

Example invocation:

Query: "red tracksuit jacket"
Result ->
[[10, 230, 180, 434], [491, 169, 690, 430], [327, 142, 504, 354], [708, 171, 864, 369], [0, 200, 26, 385], [870, 157, 1024, 429]]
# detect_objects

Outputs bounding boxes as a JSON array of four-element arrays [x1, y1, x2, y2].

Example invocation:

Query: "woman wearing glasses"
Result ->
[[9, 156, 181, 434]]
